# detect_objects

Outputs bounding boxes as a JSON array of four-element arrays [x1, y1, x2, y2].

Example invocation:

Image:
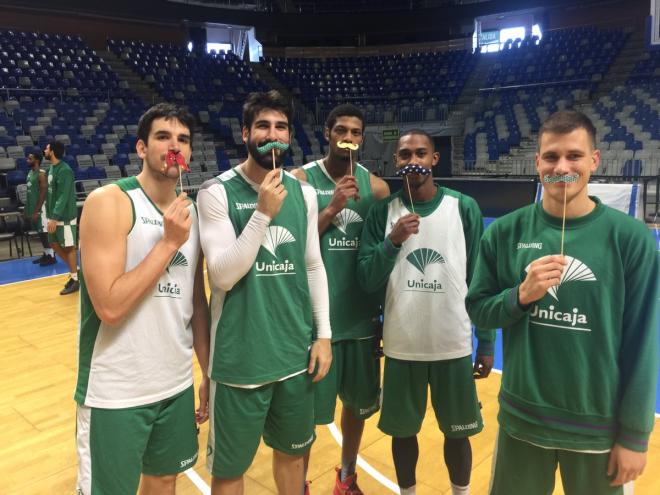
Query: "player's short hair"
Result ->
[[538, 110, 597, 150], [136, 103, 195, 145], [396, 129, 435, 151], [48, 140, 65, 159], [29, 150, 43, 163], [325, 104, 365, 132], [242, 90, 293, 130]]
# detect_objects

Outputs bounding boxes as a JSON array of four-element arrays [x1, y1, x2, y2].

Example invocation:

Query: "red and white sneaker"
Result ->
[[304, 480, 311, 495], [333, 467, 364, 495]]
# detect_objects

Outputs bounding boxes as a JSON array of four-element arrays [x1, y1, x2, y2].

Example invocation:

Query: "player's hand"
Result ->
[[308, 338, 332, 383], [31, 212, 38, 222], [388, 213, 420, 246], [162, 193, 192, 250], [257, 168, 287, 219], [196, 375, 210, 424], [327, 175, 359, 215], [47, 219, 57, 234], [518, 255, 566, 306], [608, 443, 646, 486], [473, 354, 494, 379]]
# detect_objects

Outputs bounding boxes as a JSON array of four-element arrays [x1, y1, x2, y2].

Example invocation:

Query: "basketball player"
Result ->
[[466, 110, 659, 494], [44, 140, 79, 294], [292, 103, 389, 494], [25, 150, 56, 265], [74, 103, 210, 494], [358, 129, 494, 495], [197, 90, 332, 495]]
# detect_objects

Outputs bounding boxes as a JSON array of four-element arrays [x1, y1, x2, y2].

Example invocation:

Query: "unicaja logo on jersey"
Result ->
[[166, 251, 188, 273], [328, 208, 362, 251], [156, 282, 182, 299], [261, 226, 295, 257], [526, 256, 596, 332], [257, 226, 297, 276], [405, 248, 445, 293], [332, 208, 363, 234], [525, 255, 596, 301], [407, 248, 445, 274]]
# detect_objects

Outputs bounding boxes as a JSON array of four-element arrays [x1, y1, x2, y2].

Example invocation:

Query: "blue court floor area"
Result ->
[[1, 224, 659, 414], [0, 253, 71, 284]]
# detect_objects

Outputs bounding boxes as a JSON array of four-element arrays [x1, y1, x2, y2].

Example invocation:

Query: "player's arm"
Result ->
[[34, 171, 47, 215], [467, 225, 529, 329], [370, 174, 390, 200], [80, 186, 191, 326], [459, 195, 495, 378], [607, 227, 659, 486], [301, 183, 332, 382], [357, 199, 415, 293], [191, 249, 210, 424], [197, 171, 284, 291]]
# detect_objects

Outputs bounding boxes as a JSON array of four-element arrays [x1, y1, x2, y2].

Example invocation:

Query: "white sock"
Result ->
[[400, 486, 416, 495], [451, 482, 469, 495], [70, 272, 78, 281], [45, 248, 54, 256]]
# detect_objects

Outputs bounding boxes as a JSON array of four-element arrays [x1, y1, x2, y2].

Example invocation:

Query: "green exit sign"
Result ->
[[382, 129, 399, 142]]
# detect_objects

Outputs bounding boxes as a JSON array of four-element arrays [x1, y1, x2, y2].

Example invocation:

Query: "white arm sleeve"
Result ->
[[302, 182, 332, 340], [197, 183, 271, 291]]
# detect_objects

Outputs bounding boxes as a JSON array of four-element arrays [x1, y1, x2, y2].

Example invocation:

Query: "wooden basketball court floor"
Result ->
[[1, 272, 659, 495]]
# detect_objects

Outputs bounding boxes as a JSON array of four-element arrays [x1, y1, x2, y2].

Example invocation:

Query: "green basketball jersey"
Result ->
[[210, 169, 314, 385], [302, 161, 379, 341], [26, 168, 45, 217], [47, 160, 77, 222]]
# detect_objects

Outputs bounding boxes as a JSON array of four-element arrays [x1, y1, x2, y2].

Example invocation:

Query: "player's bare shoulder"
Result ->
[[370, 173, 390, 200], [81, 182, 133, 234], [290, 167, 307, 182]]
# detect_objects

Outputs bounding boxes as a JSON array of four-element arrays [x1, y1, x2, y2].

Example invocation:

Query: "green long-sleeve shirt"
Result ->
[[358, 186, 495, 359], [466, 198, 659, 452], [47, 160, 77, 222]]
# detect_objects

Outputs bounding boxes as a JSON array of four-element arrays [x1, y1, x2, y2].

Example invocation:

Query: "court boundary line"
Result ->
[[185, 468, 211, 494]]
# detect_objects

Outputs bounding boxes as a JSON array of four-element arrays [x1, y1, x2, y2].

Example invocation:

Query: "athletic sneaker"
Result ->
[[304, 480, 311, 495], [39, 254, 57, 266], [333, 467, 363, 495], [60, 278, 80, 295], [32, 254, 47, 264]]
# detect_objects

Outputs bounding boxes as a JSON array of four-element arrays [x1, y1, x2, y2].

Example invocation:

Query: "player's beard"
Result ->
[[246, 136, 287, 170]]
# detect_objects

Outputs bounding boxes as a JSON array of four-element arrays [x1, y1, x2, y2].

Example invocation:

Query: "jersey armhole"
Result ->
[[116, 186, 137, 235]]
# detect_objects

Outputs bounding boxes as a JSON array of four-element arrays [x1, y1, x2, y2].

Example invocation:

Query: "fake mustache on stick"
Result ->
[[256, 141, 290, 155], [395, 164, 432, 177], [543, 174, 580, 183]]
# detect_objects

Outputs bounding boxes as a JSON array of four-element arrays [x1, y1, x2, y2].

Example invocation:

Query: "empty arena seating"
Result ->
[[459, 26, 660, 177], [1, 22, 658, 211], [263, 50, 476, 124], [0, 30, 129, 98]]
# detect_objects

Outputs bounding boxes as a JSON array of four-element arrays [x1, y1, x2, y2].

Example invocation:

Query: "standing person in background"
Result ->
[[25, 150, 56, 266], [44, 140, 79, 294]]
